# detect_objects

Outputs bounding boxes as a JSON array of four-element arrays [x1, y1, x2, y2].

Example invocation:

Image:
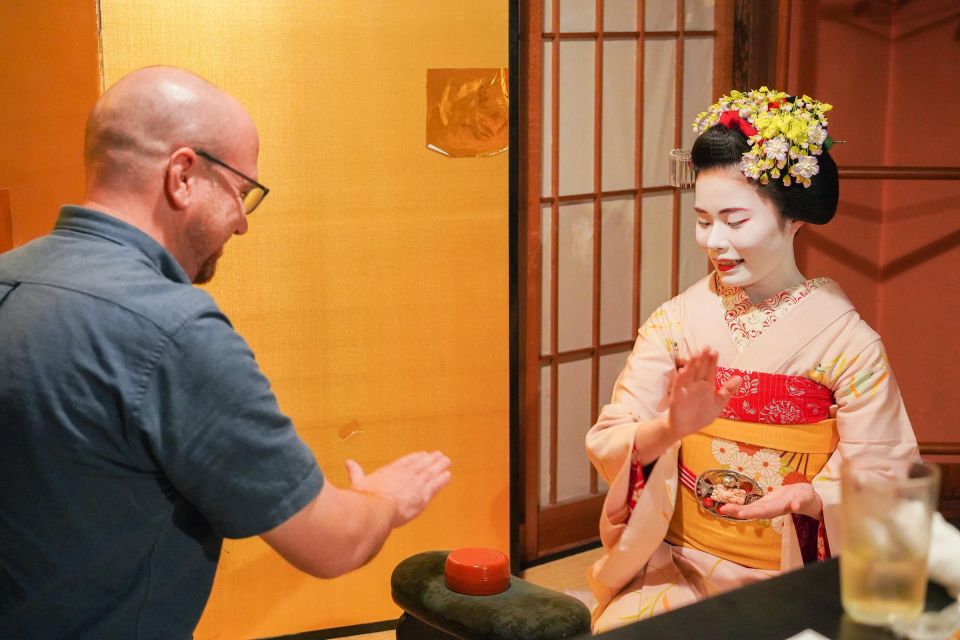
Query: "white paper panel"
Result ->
[[559, 39, 595, 196], [646, 0, 677, 31], [682, 37, 714, 150], [544, 0, 553, 30], [685, 0, 715, 31], [603, 0, 637, 31], [639, 192, 674, 322], [560, 0, 596, 31], [541, 204, 552, 356], [540, 364, 552, 505], [642, 39, 676, 187], [679, 190, 708, 291], [601, 39, 637, 192], [542, 39, 553, 197], [600, 197, 634, 344], [557, 358, 593, 501], [558, 202, 594, 351]]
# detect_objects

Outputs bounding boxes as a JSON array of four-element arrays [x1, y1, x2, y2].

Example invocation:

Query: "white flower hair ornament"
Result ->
[[671, 87, 838, 189]]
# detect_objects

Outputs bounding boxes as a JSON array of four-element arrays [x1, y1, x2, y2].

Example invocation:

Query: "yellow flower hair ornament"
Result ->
[[692, 87, 834, 189]]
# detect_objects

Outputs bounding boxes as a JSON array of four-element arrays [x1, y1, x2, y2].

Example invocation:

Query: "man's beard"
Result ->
[[193, 248, 222, 284]]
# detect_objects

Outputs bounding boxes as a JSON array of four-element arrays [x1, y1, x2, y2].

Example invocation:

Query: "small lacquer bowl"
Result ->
[[694, 468, 764, 522]]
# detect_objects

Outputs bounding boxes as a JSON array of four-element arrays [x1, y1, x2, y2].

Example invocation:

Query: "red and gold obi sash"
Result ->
[[628, 368, 837, 570]]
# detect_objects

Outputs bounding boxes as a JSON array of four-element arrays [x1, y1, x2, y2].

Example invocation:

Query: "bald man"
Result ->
[[0, 66, 451, 638]]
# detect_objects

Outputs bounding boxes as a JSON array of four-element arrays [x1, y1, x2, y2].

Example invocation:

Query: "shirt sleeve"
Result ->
[[133, 310, 324, 539], [586, 301, 680, 485], [586, 300, 681, 529], [811, 335, 918, 548]]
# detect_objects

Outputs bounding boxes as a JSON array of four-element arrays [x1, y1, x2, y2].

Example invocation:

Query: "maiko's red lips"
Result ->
[[716, 260, 742, 272]]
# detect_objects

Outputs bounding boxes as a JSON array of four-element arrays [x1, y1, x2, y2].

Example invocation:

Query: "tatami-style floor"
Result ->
[[342, 546, 603, 639]]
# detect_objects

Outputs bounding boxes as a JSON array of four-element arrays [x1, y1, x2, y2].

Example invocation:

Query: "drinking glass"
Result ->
[[840, 457, 941, 626]]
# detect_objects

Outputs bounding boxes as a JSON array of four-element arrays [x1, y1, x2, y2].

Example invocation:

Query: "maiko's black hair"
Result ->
[[690, 123, 839, 225]]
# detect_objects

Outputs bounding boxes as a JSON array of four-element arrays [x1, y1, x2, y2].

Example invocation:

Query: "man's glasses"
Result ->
[[194, 149, 270, 215]]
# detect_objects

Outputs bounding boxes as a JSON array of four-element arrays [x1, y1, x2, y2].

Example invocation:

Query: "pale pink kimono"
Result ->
[[586, 273, 918, 632]]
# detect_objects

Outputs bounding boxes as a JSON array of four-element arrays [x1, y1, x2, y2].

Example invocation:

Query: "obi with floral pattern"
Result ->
[[668, 368, 835, 569]]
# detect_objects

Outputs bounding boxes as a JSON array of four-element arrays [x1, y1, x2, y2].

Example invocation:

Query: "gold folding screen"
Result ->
[[522, 0, 731, 559], [0, 191, 11, 252], [99, 2, 509, 637]]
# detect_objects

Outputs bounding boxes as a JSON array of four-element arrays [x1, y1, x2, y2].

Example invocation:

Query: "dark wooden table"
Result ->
[[586, 557, 955, 640]]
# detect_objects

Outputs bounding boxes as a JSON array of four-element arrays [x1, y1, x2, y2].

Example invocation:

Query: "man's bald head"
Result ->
[[81, 66, 260, 283], [84, 66, 256, 190]]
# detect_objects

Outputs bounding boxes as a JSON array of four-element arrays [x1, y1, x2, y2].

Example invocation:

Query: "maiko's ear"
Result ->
[[165, 147, 199, 210], [789, 218, 805, 237]]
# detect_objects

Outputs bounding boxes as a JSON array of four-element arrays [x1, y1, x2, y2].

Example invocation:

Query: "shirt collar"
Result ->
[[53, 205, 191, 285]]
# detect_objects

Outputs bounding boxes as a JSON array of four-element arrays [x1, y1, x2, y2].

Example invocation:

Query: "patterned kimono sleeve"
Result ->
[[586, 300, 681, 525], [810, 336, 919, 554]]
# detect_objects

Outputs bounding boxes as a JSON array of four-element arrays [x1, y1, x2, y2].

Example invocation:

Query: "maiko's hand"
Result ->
[[719, 482, 823, 520], [666, 347, 741, 439]]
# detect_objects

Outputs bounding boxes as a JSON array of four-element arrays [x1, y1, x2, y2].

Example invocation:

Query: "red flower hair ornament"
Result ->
[[718, 110, 758, 138]]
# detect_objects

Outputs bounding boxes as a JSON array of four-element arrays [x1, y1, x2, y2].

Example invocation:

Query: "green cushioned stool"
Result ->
[[391, 550, 591, 640]]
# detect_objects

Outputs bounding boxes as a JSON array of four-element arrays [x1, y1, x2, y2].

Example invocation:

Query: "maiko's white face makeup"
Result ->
[[694, 169, 804, 302]]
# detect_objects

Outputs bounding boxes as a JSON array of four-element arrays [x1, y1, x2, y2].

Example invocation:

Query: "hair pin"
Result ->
[[669, 148, 695, 189]]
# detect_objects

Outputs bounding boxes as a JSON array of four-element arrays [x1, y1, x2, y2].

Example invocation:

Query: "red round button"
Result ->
[[444, 548, 510, 596]]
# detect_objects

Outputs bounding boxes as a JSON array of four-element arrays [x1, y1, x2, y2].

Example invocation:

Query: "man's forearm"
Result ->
[[260, 483, 398, 579]]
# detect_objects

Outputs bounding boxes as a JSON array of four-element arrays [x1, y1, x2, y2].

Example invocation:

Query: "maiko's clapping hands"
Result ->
[[346, 451, 452, 528], [667, 347, 741, 439]]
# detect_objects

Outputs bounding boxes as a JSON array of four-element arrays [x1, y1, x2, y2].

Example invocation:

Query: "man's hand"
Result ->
[[261, 450, 452, 578], [346, 451, 452, 528], [719, 482, 822, 520], [667, 347, 741, 439]]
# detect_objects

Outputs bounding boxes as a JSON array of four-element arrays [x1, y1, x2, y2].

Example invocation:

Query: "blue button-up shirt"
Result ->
[[0, 206, 323, 638]]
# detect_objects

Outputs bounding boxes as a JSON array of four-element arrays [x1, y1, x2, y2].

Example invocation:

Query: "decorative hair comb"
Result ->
[[669, 148, 695, 189], [669, 87, 838, 189]]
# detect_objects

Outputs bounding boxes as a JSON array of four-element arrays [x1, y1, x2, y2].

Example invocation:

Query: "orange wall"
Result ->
[[877, 6, 960, 443], [0, 1, 100, 245], [788, 1, 960, 446], [787, 0, 890, 324]]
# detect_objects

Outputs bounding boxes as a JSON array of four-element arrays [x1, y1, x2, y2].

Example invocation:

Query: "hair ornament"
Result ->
[[717, 110, 758, 138], [690, 87, 833, 188]]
